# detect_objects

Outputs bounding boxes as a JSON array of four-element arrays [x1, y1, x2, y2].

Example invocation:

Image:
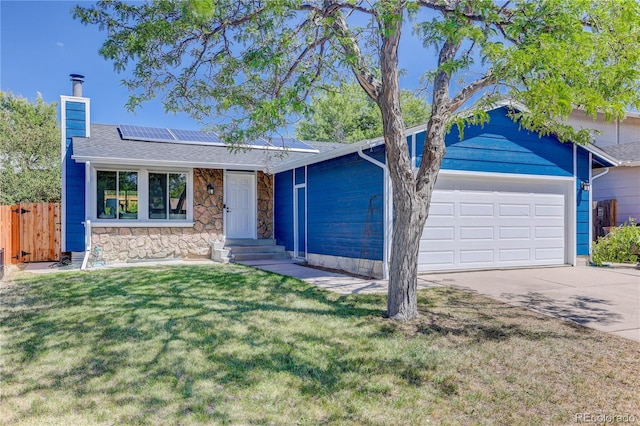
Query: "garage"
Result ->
[[274, 105, 609, 279], [418, 172, 573, 272]]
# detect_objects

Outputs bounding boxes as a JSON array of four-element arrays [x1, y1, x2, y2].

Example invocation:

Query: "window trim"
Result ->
[[91, 164, 193, 226]]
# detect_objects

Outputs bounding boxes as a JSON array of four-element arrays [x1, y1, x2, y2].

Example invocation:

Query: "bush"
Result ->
[[591, 220, 640, 266]]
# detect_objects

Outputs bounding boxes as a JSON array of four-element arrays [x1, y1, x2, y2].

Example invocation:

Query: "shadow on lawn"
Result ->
[[0, 265, 602, 424], [0, 265, 391, 423], [499, 291, 624, 326], [414, 287, 594, 342]]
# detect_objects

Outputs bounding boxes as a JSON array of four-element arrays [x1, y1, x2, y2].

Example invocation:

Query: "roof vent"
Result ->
[[70, 74, 85, 97]]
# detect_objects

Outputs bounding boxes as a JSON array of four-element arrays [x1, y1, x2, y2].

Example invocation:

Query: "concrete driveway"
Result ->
[[419, 266, 640, 342]]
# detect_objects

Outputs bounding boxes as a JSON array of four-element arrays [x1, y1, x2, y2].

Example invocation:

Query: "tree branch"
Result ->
[[417, 0, 510, 24], [447, 72, 496, 113], [278, 33, 331, 96], [432, 37, 461, 113], [321, 3, 382, 100], [301, 1, 379, 17]]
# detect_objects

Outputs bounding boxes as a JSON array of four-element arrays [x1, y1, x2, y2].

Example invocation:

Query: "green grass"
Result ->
[[1, 264, 639, 425]]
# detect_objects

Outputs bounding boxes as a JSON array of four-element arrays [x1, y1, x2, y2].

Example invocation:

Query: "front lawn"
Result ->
[[1, 264, 638, 424]]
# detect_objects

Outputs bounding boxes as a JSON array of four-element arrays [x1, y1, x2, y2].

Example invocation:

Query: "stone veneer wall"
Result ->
[[91, 168, 225, 264], [257, 171, 274, 239]]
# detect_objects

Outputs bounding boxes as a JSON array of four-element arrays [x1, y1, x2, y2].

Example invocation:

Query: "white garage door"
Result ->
[[418, 188, 566, 272]]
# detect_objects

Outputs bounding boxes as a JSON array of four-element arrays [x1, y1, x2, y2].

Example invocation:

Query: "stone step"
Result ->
[[224, 238, 277, 247]]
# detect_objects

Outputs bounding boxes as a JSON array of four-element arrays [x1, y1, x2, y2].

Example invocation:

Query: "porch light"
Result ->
[[207, 183, 215, 195], [581, 181, 591, 191]]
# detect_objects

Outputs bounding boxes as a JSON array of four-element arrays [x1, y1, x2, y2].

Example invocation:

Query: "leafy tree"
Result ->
[[0, 92, 60, 204], [297, 83, 429, 143], [75, 0, 640, 320]]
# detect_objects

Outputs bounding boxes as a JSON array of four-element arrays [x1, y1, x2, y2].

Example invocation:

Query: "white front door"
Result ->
[[225, 171, 256, 239]]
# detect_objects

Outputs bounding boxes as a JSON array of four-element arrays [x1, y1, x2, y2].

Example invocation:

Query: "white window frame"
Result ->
[[91, 164, 193, 227]]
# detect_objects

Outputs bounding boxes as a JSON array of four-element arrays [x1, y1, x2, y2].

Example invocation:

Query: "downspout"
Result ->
[[592, 167, 610, 181], [81, 220, 91, 270], [81, 161, 91, 270], [358, 147, 390, 279]]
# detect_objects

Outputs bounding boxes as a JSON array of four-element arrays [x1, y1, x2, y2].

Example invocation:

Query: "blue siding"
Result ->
[[576, 148, 591, 256], [274, 170, 294, 250], [307, 149, 384, 260], [64, 101, 86, 252], [413, 108, 573, 177], [295, 167, 306, 185], [274, 106, 597, 267], [414, 131, 426, 166]]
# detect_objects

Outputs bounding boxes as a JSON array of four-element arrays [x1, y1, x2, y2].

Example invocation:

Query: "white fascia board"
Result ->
[[270, 137, 385, 174], [582, 143, 620, 167], [71, 155, 268, 171], [438, 168, 575, 182]]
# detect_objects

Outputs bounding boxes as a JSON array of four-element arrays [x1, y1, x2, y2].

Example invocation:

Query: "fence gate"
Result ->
[[0, 202, 61, 264]]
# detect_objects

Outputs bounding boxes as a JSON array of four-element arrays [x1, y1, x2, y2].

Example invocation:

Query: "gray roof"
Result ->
[[600, 141, 640, 164], [72, 124, 346, 170]]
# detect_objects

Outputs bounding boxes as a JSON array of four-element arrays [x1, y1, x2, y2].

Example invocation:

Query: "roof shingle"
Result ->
[[72, 124, 346, 170], [600, 141, 640, 163]]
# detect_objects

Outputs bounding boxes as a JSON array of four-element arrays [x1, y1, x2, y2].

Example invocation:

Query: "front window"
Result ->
[[149, 172, 187, 220], [94, 168, 190, 223], [97, 170, 138, 219]]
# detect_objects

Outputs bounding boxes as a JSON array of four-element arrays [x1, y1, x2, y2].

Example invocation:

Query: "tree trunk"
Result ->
[[384, 113, 447, 321], [372, 3, 450, 321], [374, 3, 419, 321]]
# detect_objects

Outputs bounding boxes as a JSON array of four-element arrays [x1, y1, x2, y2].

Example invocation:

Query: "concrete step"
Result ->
[[222, 238, 291, 262], [224, 238, 277, 247], [229, 245, 285, 254], [232, 252, 291, 261]]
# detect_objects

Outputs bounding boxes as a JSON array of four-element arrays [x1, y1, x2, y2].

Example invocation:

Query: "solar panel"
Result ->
[[118, 124, 319, 153], [169, 128, 224, 145], [248, 138, 272, 148], [267, 137, 318, 152], [119, 125, 176, 142]]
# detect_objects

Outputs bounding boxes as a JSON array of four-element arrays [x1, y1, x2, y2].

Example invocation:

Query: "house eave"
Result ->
[[71, 154, 268, 171], [581, 144, 620, 167], [271, 137, 386, 174]]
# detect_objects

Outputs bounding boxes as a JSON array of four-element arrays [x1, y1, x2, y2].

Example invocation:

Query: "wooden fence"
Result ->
[[593, 199, 617, 241], [0, 202, 61, 265]]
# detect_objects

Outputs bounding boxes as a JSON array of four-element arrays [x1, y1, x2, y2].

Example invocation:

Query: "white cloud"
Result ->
[[56, 41, 64, 47]]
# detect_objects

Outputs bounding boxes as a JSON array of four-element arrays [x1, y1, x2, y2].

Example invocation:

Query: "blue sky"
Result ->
[[1, 1, 436, 132]]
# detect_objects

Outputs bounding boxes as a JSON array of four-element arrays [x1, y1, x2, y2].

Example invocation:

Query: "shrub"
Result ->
[[591, 219, 640, 266]]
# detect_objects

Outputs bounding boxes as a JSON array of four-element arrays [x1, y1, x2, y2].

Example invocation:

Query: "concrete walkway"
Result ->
[[241, 260, 639, 342], [237, 259, 395, 294]]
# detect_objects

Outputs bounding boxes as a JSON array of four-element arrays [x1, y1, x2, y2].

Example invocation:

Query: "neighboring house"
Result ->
[[61, 76, 618, 277], [566, 110, 640, 225]]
